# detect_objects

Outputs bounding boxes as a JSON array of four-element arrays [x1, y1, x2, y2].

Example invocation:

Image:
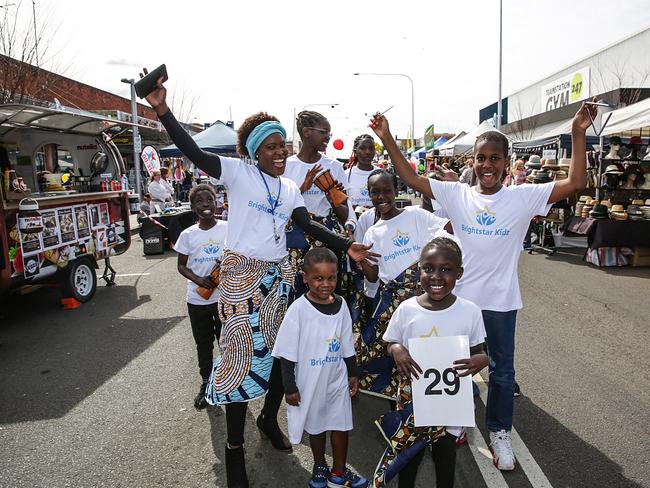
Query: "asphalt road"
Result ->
[[1, 238, 649, 488]]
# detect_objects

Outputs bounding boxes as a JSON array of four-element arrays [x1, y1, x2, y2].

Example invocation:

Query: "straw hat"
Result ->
[[559, 158, 571, 169], [600, 199, 612, 208], [526, 155, 542, 169], [554, 170, 568, 180], [611, 204, 625, 212], [605, 164, 623, 175], [542, 159, 559, 170], [579, 195, 591, 202], [631, 199, 644, 205]]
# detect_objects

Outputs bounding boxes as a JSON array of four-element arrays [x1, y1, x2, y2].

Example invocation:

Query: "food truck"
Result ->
[[0, 104, 137, 303]]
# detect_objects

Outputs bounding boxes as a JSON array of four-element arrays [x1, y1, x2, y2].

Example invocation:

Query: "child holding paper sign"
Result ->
[[175, 184, 227, 410], [377, 237, 487, 488]]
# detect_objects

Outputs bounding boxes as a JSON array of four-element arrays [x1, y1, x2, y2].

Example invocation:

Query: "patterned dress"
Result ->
[[355, 262, 422, 399], [205, 250, 296, 405]]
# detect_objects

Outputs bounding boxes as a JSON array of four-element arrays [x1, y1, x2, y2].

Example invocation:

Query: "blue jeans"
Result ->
[[482, 310, 517, 432]]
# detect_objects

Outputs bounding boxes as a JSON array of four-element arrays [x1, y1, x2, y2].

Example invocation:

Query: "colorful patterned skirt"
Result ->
[[372, 381, 447, 487], [285, 212, 350, 299], [356, 262, 422, 399], [205, 250, 296, 405]]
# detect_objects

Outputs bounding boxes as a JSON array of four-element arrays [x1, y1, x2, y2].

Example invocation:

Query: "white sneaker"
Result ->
[[489, 430, 516, 471]]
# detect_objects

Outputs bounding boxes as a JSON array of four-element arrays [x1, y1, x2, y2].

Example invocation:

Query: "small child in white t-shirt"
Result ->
[[272, 248, 369, 488], [380, 237, 487, 488], [175, 184, 227, 410]]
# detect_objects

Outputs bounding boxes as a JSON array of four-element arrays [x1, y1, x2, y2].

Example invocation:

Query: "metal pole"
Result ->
[[31, 0, 39, 66], [496, 0, 503, 129], [130, 82, 142, 198]]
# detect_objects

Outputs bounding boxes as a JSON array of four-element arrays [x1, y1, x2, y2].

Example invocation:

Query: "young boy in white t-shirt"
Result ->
[[381, 237, 487, 488], [273, 248, 369, 488], [175, 184, 227, 410]]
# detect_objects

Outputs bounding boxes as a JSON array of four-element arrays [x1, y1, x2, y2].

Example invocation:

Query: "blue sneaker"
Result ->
[[309, 464, 329, 488], [327, 468, 368, 488]]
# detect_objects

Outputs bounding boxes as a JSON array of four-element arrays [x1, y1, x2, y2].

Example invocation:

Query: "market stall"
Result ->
[[437, 122, 502, 156], [0, 104, 137, 302]]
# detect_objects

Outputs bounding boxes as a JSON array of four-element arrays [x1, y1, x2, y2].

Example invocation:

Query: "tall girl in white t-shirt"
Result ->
[[283, 110, 354, 297], [174, 184, 227, 410], [357, 170, 449, 398], [142, 70, 376, 487], [376, 237, 488, 488], [370, 101, 597, 471]]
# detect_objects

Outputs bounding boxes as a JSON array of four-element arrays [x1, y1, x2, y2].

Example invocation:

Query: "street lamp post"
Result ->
[[497, 0, 503, 129], [354, 72, 415, 153], [292, 103, 339, 153], [120, 78, 142, 198]]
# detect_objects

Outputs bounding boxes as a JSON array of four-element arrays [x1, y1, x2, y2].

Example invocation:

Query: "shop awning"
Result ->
[[437, 121, 506, 156], [0, 103, 147, 137], [602, 97, 650, 136], [159, 120, 237, 157]]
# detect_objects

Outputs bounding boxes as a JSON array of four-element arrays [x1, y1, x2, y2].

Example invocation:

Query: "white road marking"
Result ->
[[115, 273, 151, 277], [466, 418, 509, 488], [473, 374, 554, 488]]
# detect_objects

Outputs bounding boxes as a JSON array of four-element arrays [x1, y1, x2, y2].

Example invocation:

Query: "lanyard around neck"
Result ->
[[257, 165, 281, 214]]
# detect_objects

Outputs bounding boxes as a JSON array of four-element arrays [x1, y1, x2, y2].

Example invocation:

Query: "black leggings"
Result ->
[[398, 433, 457, 488], [225, 358, 285, 446], [187, 303, 222, 382]]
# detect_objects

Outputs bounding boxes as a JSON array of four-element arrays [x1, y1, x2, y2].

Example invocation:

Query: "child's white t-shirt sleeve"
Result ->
[[519, 182, 555, 218], [427, 179, 460, 212], [174, 229, 190, 256], [420, 207, 449, 234], [340, 304, 355, 358], [271, 305, 300, 362], [468, 304, 487, 347], [383, 304, 405, 345]]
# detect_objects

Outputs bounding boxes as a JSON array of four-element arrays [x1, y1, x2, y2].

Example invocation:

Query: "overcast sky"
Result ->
[[10, 0, 650, 155]]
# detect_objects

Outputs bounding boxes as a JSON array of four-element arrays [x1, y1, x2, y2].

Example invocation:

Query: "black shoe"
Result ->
[[514, 382, 522, 398], [194, 383, 208, 410], [256, 413, 293, 452], [224, 445, 249, 488]]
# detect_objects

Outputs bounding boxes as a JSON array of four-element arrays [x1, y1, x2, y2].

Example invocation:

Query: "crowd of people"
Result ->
[[139, 66, 596, 488]]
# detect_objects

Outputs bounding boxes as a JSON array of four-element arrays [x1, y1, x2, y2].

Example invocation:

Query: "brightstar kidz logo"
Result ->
[[327, 336, 341, 353], [202, 240, 221, 255], [267, 192, 283, 208], [360, 188, 369, 197], [475, 207, 497, 226], [392, 230, 410, 247]]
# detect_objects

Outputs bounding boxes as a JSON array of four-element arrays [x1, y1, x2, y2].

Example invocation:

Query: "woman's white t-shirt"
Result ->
[[219, 156, 305, 262], [346, 166, 376, 208], [383, 295, 486, 436], [363, 206, 448, 283], [174, 220, 228, 305], [272, 295, 355, 444], [429, 179, 553, 311], [284, 155, 348, 217], [355, 208, 379, 298]]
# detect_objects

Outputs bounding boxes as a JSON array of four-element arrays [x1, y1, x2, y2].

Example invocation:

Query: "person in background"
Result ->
[[139, 193, 152, 216], [160, 166, 176, 201], [148, 170, 174, 210], [459, 158, 474, 185], [511, 160, 527, 186]]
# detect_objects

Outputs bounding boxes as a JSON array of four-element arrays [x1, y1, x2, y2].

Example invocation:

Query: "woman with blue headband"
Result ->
[[141, 69, 377, 488]]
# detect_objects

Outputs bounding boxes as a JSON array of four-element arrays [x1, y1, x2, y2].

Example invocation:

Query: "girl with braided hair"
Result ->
[[347, 134, 377, 209], [283, 111, 357, 297], [140, 69, 377, 488]]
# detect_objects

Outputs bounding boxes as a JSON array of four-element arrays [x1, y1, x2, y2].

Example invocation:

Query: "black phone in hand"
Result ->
[[134, 64, 168, 99]]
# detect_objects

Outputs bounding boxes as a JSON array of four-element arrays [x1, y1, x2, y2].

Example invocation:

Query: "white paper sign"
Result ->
[[408, 335, 475, 428], [542, 149, 556, 160]]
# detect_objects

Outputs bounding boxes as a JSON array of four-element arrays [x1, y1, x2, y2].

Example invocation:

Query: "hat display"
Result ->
[[559, 158, 571, 169], [533, 170, 552, 184], [604, 164, 624, 175], [589, 204, 609, 219], [631, 199, 644, 205], [609, 136, 622, 146], [542, 159, 559, 170], [629, 136, 643, 145], [640, 205, 650, 219], [525, 155, 542, 170], [554, 170, 568, 180], [600, 199, 612, 208]]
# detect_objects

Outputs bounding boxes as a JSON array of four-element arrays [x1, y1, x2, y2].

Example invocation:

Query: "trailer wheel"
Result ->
[[63, 258, 97, 302]]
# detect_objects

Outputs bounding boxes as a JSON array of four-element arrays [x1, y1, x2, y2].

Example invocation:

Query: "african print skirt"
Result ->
[[372, 380, 447, 487], [286, 212, 351, 299], [356, 262, 421, 399], [205, 250, 296, 405]]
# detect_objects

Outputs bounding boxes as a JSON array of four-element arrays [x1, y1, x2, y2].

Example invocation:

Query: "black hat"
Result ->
[[589, 204, 609, 219], [609, 136, 622, 145]]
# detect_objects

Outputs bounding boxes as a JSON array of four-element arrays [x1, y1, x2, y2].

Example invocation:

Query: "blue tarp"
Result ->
[[159, 120, 237, 157], [433, 136, 448, 148]]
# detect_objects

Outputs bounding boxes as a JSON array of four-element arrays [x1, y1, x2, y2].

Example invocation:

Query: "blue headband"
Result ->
[[245, 121, 286, 161]]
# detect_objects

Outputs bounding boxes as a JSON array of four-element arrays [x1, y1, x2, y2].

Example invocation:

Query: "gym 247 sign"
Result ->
[[541, 66, 590, 112]]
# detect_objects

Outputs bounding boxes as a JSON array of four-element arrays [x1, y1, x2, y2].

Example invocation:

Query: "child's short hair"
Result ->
[[303, 247, 338, 272], [474, 131, 509, 157], [420, 237, 463, 266], [189, 183, 216, 205], [368, 168, 398, 190]]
